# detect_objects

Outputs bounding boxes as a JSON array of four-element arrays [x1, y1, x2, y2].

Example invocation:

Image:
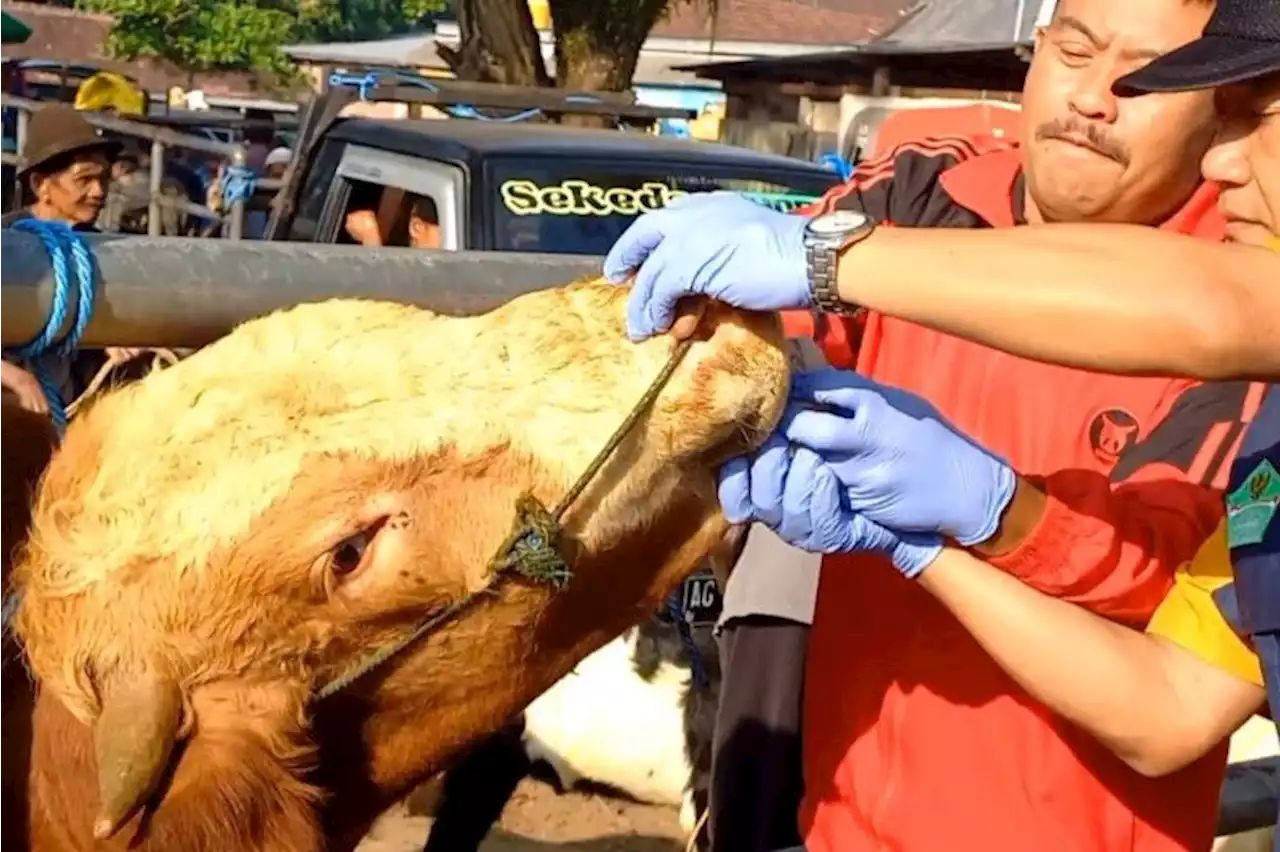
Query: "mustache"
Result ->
[[1035, 118, 1130, 166]]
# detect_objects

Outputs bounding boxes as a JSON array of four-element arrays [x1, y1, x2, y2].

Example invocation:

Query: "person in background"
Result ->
[[2, 104, 117, 230], [1, 360, 49, 414], [264, 146, 291, 180], [241, 121, 274, 177], [1, 106, 160, 413], [605, 0, 1269, 849], [345, 194, 442, 250]]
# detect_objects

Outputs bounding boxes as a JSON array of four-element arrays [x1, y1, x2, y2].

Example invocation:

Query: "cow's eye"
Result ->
[[332, 533, 369, 576], [328, 518, 387, 580]]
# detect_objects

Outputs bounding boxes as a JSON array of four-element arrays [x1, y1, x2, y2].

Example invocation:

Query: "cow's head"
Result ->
[[13, 278, 788, 848]]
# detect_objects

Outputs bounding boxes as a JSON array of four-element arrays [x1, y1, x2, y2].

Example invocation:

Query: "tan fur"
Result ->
[[8, 278, 788, 851]]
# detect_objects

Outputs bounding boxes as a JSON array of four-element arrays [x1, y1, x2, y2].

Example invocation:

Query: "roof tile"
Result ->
[[653, 0, 913, 44]]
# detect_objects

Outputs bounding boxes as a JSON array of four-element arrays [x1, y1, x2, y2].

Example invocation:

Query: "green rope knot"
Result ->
[[492, 493, 573, 589]]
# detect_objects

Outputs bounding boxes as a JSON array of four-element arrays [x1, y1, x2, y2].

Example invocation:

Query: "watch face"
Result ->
[[807, 210, 870, 236]]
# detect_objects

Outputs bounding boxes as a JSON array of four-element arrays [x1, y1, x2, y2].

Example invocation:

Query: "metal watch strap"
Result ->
[[806, 220, 875, 316], [806, 241, 846, 314]]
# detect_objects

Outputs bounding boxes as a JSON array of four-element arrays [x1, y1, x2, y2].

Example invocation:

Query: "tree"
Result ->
[[286, 0, 423, 45], [403, 0, 453, 26], [438, 0, 707, 92], [78, 0, 299, 79]]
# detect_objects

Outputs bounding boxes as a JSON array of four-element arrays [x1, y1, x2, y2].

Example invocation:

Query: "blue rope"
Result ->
[[328, 70, 607, 124], [221, 164, 258, 206], [664, 591, 710, 690], [818, 151, 855, 181], [3, 219, 98, 432]]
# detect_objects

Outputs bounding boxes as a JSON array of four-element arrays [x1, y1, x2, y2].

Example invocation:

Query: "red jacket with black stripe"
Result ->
[[786, 135, 1265, 852]]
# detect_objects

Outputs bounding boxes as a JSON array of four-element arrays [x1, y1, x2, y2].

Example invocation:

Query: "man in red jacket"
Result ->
[[603, 0, 1263, 848]]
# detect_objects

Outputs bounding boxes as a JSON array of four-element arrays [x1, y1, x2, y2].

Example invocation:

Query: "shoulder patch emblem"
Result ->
[[1226, 458, 1280, 548]]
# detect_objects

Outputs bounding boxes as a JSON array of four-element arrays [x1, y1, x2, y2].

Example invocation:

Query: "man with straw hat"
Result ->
[[2, 105, 122, 416], [2, 103, 119, 230]]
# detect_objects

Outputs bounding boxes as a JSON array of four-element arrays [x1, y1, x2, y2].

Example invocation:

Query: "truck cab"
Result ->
[[274, 117, 842, 254]]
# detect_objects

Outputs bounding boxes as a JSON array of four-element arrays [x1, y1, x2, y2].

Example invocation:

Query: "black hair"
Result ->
[[243, 122, 275, 146], [410, 193, 438, 223]]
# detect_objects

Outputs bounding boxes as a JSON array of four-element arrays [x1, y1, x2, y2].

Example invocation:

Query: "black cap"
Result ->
[[1114, 0, 1280, 94]]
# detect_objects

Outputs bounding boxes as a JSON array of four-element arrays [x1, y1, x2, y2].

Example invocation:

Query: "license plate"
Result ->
[[680, 573, 722, 627]]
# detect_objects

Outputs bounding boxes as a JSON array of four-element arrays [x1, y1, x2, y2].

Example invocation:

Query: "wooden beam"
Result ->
[[365, 84, 695, 120]]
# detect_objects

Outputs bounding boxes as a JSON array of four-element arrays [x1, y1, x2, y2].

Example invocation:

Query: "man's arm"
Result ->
[[918, 541, 1266, 776], [788, 139, 997, 367], [834, 224, 1280, 381], [976, 383, 1266, 624]]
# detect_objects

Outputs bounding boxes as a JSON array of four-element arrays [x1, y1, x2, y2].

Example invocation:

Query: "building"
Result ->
[[282, 1, 913, 139], [677, 0, 1056, 158]]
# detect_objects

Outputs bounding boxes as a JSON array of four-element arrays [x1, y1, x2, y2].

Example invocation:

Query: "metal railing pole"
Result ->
[[226, 147, 246, 241], [2, 232, 607, 347], [13, 107, 29, 203], [148, 140, 164, 237]]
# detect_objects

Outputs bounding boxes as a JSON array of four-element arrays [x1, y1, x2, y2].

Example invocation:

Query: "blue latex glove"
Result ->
[[602, 192, 811, 341], [719, 438, 942, 577], [781, 368, 1017, 547]]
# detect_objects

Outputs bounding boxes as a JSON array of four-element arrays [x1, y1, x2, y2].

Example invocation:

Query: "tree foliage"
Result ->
[[76, 0, 455, 79], [79, 0, 702, 94], [78, 0, 298, 78], [403, 0, 453, 24]]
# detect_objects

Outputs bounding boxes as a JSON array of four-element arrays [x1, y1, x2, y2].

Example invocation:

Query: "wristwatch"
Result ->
[[802, 210, 876, 314]]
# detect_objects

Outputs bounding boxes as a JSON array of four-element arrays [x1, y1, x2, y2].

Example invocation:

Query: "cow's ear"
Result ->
[[129, 679, 323, 850]]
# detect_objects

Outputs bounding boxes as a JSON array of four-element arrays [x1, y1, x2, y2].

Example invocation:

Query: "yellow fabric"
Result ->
[[1147, 521, 1264, 686], [74, 72, 146, 117]]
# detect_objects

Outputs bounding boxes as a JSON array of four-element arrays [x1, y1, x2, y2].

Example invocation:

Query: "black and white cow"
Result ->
[[418, 562, 729, 851]]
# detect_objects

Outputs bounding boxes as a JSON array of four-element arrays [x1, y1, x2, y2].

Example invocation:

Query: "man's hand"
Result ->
[[718, 435, 942, 577], [782, 369, 1017, 547], [1, 360, 49, 415], [344, 210, 383, 247], [603, 192, 811, 341], [104, 347, 145, 365]]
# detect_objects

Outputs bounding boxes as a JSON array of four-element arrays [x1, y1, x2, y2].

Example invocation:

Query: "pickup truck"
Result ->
[[266, 115, 842, 254]]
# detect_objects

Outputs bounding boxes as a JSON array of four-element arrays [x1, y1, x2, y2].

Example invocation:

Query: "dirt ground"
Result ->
[[356, 777, 688, 852]]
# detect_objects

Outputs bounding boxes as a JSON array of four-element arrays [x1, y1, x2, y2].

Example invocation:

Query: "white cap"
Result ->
[[265, 147, 292, 168]]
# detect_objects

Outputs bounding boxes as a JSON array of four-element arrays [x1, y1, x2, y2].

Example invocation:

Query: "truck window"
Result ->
[[488, 159, 838, 255], [340, 181, 443, 250], [331, 145, 464, 250]]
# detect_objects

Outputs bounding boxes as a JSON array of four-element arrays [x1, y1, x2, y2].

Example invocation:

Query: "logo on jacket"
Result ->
[[1226, 458, 1280, 548], [1088, 408, 1140, 464]]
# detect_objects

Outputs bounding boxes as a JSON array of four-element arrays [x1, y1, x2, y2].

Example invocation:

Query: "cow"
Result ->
[[420, 531, 746, 852], [5, 277, 789, 851]]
